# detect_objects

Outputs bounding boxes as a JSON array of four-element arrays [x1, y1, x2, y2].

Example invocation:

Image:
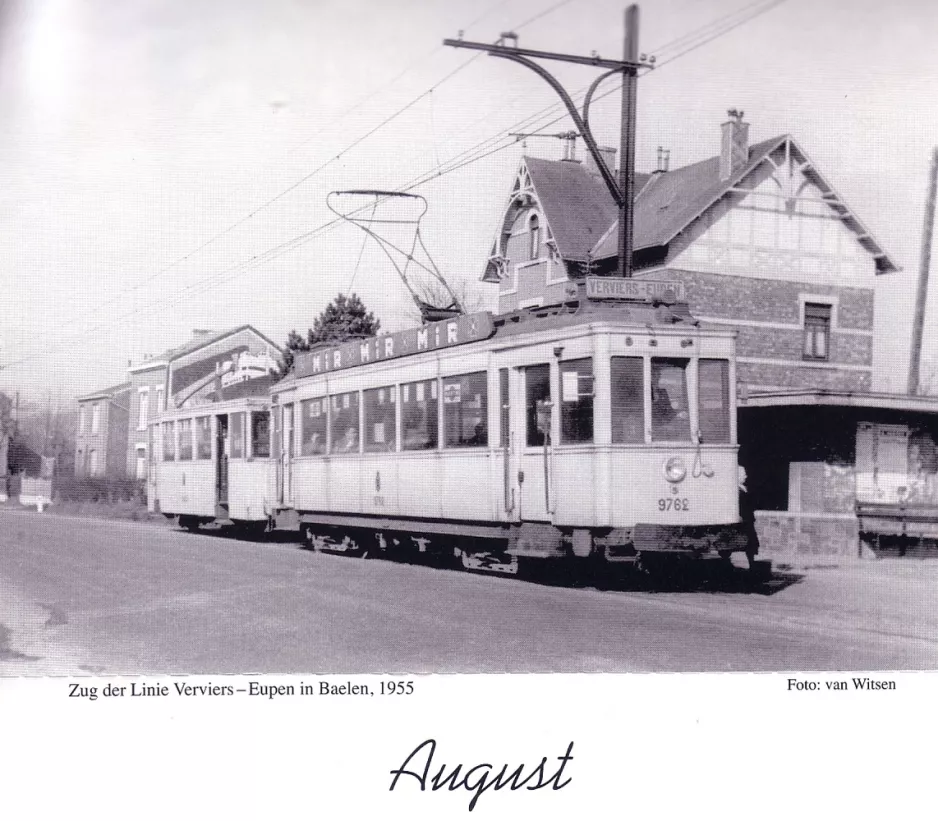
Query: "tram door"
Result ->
[[215, 414, 229, 509], [277, 403, 294, 505], [510, 364, 553, 522]]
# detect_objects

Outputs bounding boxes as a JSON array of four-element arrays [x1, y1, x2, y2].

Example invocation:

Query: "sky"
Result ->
[[1, 0, 937, 404]]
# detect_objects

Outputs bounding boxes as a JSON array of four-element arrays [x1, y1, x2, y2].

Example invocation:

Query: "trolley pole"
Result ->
[[444, 4, 653, 278], [618, 5, 639, 279]]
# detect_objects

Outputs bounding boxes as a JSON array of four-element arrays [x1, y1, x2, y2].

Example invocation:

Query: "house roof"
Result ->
[[161, 325, 282, 363], [521, 134, 899, 273], [76, 382, 131, 403]]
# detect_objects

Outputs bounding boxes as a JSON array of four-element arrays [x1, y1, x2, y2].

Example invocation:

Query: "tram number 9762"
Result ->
[[658, 497, 690, 512]]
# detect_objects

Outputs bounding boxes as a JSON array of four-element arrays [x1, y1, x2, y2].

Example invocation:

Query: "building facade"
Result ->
[[76, 326, 281, 479], [482, 112, 898, 397], [75, 383, 131, 478]]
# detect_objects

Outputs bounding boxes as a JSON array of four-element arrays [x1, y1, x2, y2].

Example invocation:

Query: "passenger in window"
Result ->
[[467, 420, 487, 446], [652, 386, 675, 424], [339, 427, 358, 453], [308, 432, 324, 455]]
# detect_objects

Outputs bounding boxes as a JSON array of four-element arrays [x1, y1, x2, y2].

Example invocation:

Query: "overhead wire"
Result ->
[[2, 0, 785, 371]]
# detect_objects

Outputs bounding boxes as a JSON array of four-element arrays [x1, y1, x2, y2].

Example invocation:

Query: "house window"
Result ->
[[528, 213, 540, 260], [803, 302, 832, 361], [78, 406, 86, 435], [155, 387, 164, 415], [91, 403, 100, 435], [138, 388, 149, 430], [89, 449, 98, 476]]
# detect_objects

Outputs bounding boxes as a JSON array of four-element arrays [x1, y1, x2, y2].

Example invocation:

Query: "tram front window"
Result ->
[[698, 359, 731, 444], [650, 358, 691, 442]]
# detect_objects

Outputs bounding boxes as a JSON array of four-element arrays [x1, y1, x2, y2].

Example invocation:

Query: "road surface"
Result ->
[[1, 508, 936, 674]]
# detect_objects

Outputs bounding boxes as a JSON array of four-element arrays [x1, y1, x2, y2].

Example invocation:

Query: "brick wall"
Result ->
[[755, 511, 864, 560]]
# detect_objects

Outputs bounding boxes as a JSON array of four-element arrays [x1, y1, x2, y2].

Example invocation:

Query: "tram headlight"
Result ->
[[663, 456, 687, 483]]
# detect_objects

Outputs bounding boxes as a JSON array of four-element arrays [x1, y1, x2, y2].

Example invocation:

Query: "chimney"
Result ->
[[192, 328, 212, 338], [720, 109, 749, 181], [585, 145, 617, 179], [655, 146, 670, 173]]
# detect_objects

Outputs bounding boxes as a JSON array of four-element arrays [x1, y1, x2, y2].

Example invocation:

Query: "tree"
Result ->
[[279, 293, 381, 376]]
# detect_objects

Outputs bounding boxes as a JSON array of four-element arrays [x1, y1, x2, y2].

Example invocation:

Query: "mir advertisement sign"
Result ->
[[294, 312, 496, 378]]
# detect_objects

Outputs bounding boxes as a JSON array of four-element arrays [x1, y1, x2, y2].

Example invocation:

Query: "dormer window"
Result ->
[[528, 213, 541, 260]]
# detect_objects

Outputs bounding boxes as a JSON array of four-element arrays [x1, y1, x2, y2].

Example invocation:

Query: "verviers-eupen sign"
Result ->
[[584, 277, 685, 302], [294, 312, 496, 378]]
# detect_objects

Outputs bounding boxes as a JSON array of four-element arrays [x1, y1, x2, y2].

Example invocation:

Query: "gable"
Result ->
[[671, 139, 890, 283]]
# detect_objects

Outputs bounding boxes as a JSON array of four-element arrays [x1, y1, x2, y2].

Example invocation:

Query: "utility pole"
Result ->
[[908, 146, 938, 396], [445, 4, 652, 278]]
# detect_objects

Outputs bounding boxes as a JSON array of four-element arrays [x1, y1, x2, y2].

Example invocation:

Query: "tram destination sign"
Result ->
[[294, 312, 496, 378], [584, 277, 685, 303]]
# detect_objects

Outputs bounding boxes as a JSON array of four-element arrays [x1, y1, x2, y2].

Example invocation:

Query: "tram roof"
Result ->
[[279, 290, 733, 387]]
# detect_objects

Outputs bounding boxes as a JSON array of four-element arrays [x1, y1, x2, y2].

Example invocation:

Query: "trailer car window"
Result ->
[[525, 364, 551, 447], [162, 421, 176, 461], [560, 358, 593, 443], [230, 412, 244, 458], [443, 372, 487, 448], [251, 411, 270, 458], [196, 416, 212, 459], [651, 358, 691, 442], [330, 392, 359, 454], [698, 359, 730, 444], [300, 399, 327, 455], [178, 419, 193, 461], [402, 379, 438, 450], [364, 386, 397, 452], [611, 357, 644, 444]]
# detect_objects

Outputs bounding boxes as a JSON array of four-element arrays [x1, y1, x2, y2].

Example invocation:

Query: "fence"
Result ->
[[52, 476, 146, 504]]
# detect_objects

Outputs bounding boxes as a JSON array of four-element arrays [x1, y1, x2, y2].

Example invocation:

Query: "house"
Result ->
[[482, 111, 899, 396], [76, 325, 281, 479], [75, 382, 131, 478]]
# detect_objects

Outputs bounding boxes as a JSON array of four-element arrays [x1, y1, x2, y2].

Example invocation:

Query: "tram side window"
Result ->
[[300, 399, 327, 455], [162, 421, 176, 461], [651, 358, 691, 442], [698, 359, 731, 444], [230, 412, 244, 458], [611, 357, 644, 444], [525, 364, 551, 447], [330, 391, 360, 454], [402, 379, 438, 450], [251, 411, 270, 458], [443, 372, 487, 448], [560, 358, 593, 443], [195, 416, 212, 459], [364, 386, 397, 453], [178, 419, 193, 461]]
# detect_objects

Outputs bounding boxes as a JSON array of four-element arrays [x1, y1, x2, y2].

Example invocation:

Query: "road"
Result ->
[[1, 508, 936, 674]]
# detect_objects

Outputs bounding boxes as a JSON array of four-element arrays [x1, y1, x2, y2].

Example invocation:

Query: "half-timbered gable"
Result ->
[[482, 114, 899, 396]]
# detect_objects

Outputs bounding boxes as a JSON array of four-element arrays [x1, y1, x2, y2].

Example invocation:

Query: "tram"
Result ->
[[148, 393, 272, 537], [263, 278, 751, 573]]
